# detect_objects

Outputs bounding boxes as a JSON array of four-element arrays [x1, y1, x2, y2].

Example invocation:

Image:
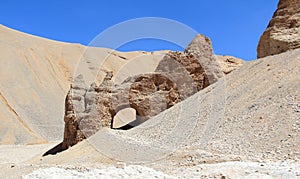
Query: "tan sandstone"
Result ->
[[257, 0, 300, 58]]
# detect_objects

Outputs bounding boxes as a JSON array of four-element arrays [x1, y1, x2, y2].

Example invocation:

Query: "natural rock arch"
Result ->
[[61, 34, 224, 150]]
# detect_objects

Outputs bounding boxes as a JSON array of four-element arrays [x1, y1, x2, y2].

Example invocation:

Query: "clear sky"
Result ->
[[0, 0, 278, 60]]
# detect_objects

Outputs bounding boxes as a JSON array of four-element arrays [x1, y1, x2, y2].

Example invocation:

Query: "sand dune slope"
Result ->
[[122, 48, 300, 162], [0, 25, 83, 143], [0, 25, 164, 144]]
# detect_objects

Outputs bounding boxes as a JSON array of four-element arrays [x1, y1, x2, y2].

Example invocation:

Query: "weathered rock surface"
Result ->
[[257, 0, 300, 58], [155, 51, 209, 99], [62, 72, 182, 149], [185, 34, 224, 83], [61, 34, 225, 149], [62, 75, 98, 149]]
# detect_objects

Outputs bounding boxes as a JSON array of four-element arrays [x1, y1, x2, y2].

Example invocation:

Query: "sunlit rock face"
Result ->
[[257, 0, 300, 58]]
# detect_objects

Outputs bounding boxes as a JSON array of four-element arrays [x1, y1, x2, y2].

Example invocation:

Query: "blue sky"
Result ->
[[0, 0, 278, 60]]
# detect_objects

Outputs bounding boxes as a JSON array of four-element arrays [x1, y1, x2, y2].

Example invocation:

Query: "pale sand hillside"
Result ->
[[0, 25, 165, 144]]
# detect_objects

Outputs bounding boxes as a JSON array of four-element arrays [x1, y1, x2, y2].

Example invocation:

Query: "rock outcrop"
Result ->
[[216, 55, 245, 74], [61, 34, 224, 150], [257, 0, 300, 58], [185, 34, 224, 83], [155, 51, 209, 99], [62, 72, 182, 149]]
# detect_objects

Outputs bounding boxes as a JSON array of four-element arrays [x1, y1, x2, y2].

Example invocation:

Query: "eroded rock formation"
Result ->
[[185, 34, 224, 82], [155, 51, 209, 99], [216, 55, 245, 74], [62, 34, 226, 150], [257, 0, 300, 58], [62, 72, 182, 149]]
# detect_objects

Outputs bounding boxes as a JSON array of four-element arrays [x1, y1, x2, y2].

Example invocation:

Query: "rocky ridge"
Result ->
[[257, 0, 300, 58]]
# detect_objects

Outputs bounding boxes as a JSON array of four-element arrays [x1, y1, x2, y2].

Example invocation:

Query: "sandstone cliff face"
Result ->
[[61, 34, 223, 149], [257, 0, 300, 58]]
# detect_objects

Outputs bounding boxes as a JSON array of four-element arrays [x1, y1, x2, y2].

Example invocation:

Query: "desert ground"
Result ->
[[0, 24, 299, 178], [1, 0, 300, 178]]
